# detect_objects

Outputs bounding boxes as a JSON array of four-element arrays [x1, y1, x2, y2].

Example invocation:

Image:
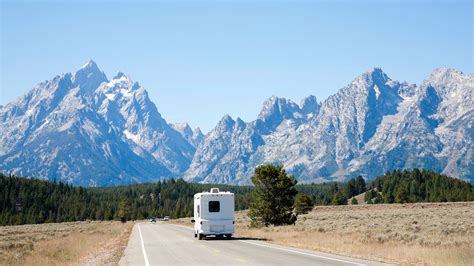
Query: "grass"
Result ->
[[172, 202, 474, 265], [0, 221, 133, 265]]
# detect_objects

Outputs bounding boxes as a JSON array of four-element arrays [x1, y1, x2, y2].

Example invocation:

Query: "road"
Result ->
[[119, 222, 387, 266]]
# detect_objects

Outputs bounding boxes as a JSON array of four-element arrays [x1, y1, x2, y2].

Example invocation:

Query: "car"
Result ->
[[149, 217, 156, 223], [163, 216, 170, 221]]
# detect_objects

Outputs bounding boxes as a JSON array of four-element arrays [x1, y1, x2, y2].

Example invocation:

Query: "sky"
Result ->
[[1, 0, 472, 133]]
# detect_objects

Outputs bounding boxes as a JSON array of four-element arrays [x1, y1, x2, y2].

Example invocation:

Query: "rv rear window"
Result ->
[[209, 201, 220, 212]]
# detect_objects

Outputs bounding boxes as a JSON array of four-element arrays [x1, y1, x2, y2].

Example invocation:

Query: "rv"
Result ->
[[192, 188, 235, 240]]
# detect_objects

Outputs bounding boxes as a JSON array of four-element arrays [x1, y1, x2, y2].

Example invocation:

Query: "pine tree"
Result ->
[[344, 178, 357, 198], [248, 165, 298, 227], [355, 176, 366, 194], [332, 192, 347, 205], [118, 197, 131, 222], [294, 193, 314, 215]]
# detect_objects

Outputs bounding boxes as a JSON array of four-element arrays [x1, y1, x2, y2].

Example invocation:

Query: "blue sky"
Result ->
[[1, 0, 472, 132]]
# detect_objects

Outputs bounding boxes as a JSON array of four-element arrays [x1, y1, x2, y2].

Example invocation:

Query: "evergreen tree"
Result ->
[[355, 176, 366, 194], [364, 189, 378, 203], [248, 165, 298, 227], [332, 192, 347, 205], [343, 178, 357, 198], [118, 197, 132, 222], [294, 193, 314, 215]]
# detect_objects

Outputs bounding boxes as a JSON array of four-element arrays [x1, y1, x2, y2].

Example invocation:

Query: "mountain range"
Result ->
[[0, 61, 472, 186]]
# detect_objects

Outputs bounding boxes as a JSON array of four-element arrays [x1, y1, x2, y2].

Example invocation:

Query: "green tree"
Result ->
[[343, 178, 357, 198], [332, 192, 347, 205], [373, 193, 383, 204], [364, 189, 377, 203], [351, 198, 358, 205], [248, 165, 298, 227], [294, 193, 314, 215], [118, 197, 131, 222], [395, 183, 409, 203], [355, 176, 366, 194]]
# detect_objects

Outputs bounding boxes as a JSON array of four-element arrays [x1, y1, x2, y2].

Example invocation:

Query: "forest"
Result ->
[[0, 174, 255, 225], [1, 169, 472, 226], [367, 169, 474, 203], [1, 173, 337, 225]]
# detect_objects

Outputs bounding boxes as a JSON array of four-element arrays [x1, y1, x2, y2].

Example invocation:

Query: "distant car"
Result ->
[[150, 217, 156, 223], [163, 216, 170, 221]]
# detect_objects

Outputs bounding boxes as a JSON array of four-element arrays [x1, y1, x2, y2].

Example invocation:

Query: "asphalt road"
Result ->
[[119, 222, 387, 266]]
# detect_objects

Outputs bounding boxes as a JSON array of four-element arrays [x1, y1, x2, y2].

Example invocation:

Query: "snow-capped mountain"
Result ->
[[0, 60, 196, 186], [171, 123, 204, 148], [1, 62, 472, 186], [184, 68, 473, 184]]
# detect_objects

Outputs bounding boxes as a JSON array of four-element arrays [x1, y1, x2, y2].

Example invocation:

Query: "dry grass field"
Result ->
[[173, 202, 474, 265], [0, 221, 133, 265]]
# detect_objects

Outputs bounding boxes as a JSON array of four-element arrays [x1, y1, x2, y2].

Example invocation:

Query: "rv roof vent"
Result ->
[[210, 188, 220, 193]]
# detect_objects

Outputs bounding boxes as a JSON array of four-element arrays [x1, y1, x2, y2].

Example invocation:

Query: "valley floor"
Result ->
[[173, 202, 474, 265], [0, 221, 133, 265]]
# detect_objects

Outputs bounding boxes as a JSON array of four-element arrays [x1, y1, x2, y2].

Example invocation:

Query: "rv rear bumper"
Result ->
[[195, 219, 235, 235]]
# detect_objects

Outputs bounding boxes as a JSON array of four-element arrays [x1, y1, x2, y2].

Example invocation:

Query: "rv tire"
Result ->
[[198, 233, 204, 240]]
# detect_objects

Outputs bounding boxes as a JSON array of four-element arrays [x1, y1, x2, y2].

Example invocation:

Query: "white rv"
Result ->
[[192, 188, 235, 240]]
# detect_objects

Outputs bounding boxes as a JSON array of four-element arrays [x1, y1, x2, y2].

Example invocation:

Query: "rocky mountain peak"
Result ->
[[258, 96, 299, 120], [113, 71, 128, 80], [170, 122, 204, 148], [81, 59, 98, 69], [349, 67, 391, 91], [193, 127, 203, 136], [426, 68, 467, 96], [300, 95, 320, 115], [0, 60, 198, 185], [366, 67, 388, 81], [172, 122, 193, 137], [217, 114, 236, 130], [73, 59, 108, 93], [191, 128, 205, 147], [429, 67, 463, 80]]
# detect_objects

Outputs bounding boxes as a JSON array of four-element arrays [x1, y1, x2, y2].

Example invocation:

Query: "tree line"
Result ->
[[366, 169, 474, 204], [0, 172, 338, 226], [0, 173, 253, 226], [1, 168, 472, 226]]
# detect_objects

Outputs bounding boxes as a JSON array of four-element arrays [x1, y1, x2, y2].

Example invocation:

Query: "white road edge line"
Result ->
[[138, 224, 150, 266], [241, 239, 365, 266], [168, 224, 365, 265]]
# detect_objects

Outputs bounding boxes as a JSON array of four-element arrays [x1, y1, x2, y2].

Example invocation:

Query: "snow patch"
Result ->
[[105, 93, 116, 101], [374, 84, 381, 98], [57, 120, 75, 132], [123, 130, 141, 144], [120, 89, 133, 98]]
